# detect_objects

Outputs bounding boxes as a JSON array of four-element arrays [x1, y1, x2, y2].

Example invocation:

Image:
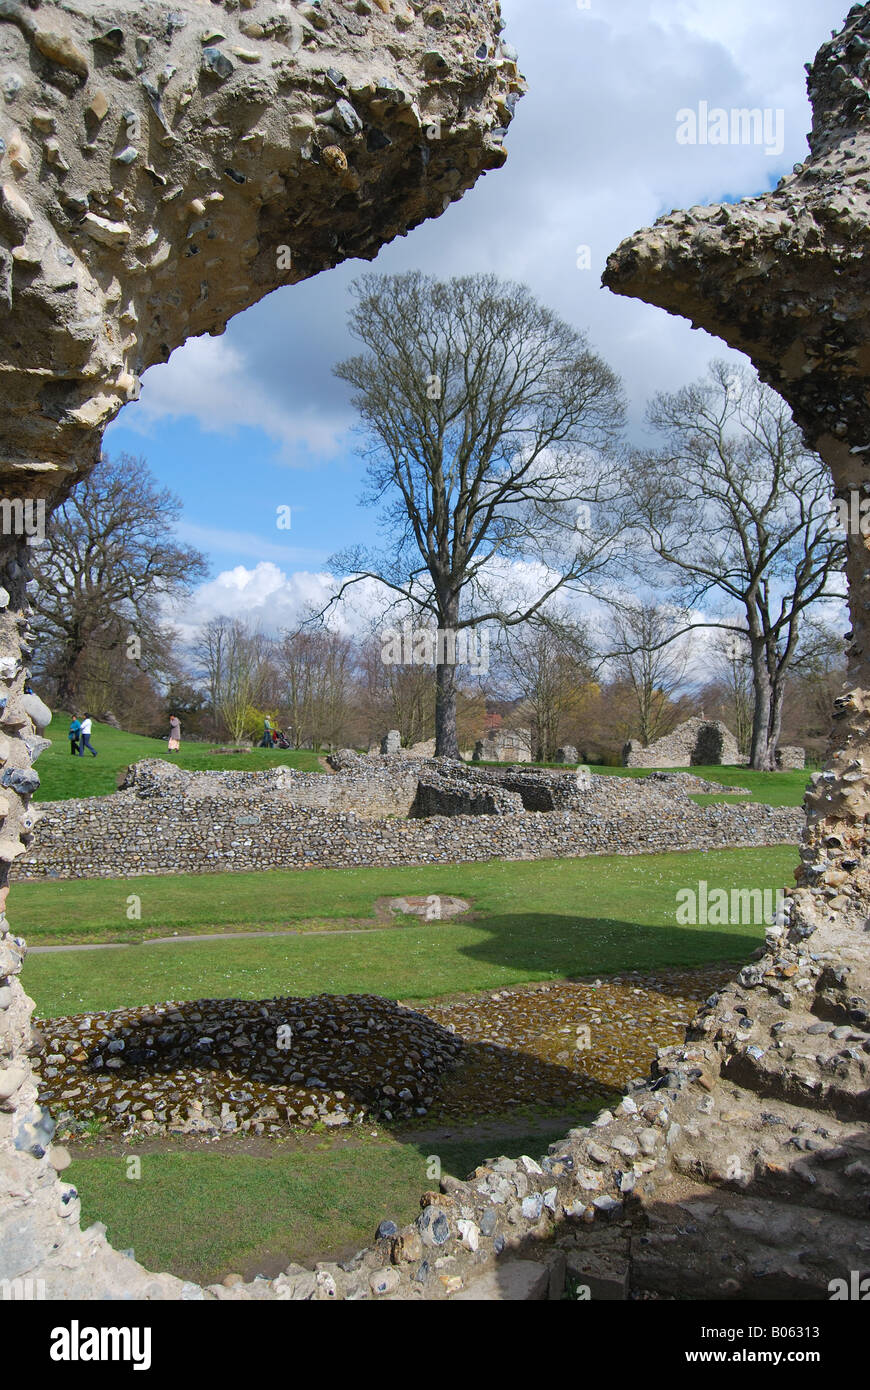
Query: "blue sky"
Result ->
[[103, 0, 850, 640]]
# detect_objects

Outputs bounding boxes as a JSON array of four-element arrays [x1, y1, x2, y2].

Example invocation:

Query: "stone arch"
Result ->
[[0, 0, 522, 1299]]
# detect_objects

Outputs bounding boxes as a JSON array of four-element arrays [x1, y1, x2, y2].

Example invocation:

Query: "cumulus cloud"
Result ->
[[123, 334, 351, 460], [169, 562, 415, 647], [122, 0, 849, 659], [117, 0, 848, 459]]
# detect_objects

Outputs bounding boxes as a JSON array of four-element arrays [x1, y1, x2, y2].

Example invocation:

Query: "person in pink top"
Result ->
[[168, 715, 181, 751]]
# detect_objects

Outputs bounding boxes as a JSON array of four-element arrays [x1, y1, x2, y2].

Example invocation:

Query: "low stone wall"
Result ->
[[15, 758, 802, 882]]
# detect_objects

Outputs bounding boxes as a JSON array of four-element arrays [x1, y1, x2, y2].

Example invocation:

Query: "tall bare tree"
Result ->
[[629, 362, 844, 769], [32, 452, 208, 711], [278, 625, 355, 750], [497, 616, 592, 762], [194, 616, 269, 743], [609, 600, 691, 747], [330, 271, 626, 757]]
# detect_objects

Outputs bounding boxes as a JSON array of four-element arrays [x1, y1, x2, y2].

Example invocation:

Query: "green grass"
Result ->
[[66, 1121, 586, 1284], [21, 846, 798, 1018], [592, 764, 810, 807], [34, 715, 323, 802], [14, 847, 799, 948]]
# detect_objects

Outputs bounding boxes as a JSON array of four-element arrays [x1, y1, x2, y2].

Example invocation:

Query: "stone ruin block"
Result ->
[[623, 718, 743, 768], [555, 746, 579, 764]]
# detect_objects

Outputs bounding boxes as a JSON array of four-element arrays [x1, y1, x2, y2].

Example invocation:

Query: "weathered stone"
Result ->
[[451, 1260, 550, 1300], [0, 0, 523, 1306], [623, 718, 745, 769], [12, 755, 800, 881], [601, 0, 870, 1302]]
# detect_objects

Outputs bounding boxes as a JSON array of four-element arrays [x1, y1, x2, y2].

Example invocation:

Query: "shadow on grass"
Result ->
[[449, 912, 763, 981]]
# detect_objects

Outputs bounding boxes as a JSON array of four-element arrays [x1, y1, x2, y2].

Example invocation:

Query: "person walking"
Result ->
[[168, 714, 181, 752], [259, 714, 273, 749], [68, 715, 81, 756], [79, 713, 97, 757]]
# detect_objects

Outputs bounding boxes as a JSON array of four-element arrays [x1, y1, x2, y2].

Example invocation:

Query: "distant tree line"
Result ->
[[29, 273, 849, 769]]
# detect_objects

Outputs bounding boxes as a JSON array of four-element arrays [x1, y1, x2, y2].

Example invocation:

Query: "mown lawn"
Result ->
[[592, 763, 811, 807], [66, 1120, 587, 1285], [34, 715, 323, 802], [21, 845, 798, 1017], [14, 845, 798, 948]]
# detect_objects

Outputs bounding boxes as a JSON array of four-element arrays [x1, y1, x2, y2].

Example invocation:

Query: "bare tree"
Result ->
[[786, 615, 848, 750], [330, 271, 626, 757], [711, 630, 754, 756], [356, 628, 435, 749], [497, 616, 592, 762], [629, 362, 844, 769], [278, 625, 355, 750], [32, 452, 208, 710], [194, 616, 269, 743], [609, 600, 691, 747]]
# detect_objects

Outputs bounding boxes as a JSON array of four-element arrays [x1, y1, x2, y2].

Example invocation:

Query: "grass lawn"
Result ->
[[33, 719, 811, 806], [591, 763, 811, 808], [30, 842, 797, 1283], [34, 715, 323, 802], [14, 846, 799, 948], [66, 1120, 587, 1284], [21, 846, 797, 1017]]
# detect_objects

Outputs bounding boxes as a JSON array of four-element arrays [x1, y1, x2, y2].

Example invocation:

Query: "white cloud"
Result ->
[[170, 562, 413, 646], [123, 334, 352, 460], [114, 0, 847, 461]]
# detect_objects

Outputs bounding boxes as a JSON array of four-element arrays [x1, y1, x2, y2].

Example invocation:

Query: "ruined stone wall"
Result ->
[[120, 755, 421, 818], [13, 766, 801, 880], [3, 0, 868, 1308], [0, 0, 527, 1300], [623, 717, 745, 768]]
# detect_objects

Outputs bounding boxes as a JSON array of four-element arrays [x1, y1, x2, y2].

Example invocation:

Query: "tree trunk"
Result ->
[[434, 660, 459, 758], [767, 676, 786, 770], [748, 639, 774, 769], [435, 599, 460, 759]]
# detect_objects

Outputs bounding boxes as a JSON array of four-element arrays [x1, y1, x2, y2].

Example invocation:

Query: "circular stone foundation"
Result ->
[[382, 895, 472, 921], [35, 994, 464, 1137]]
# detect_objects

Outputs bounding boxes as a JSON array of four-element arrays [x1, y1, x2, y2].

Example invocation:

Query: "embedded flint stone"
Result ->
[[0, 0, 522, 1302], [0, 0, 521, 500], [598, 1, 870, 1296]]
